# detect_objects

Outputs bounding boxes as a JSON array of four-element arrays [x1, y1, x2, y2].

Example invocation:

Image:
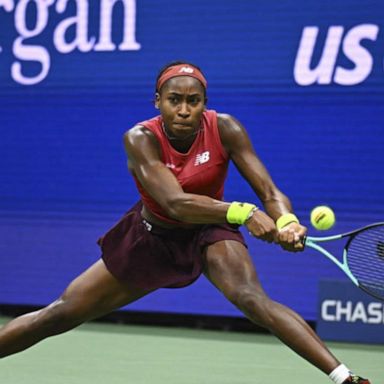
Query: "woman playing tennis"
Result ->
[[0, 61, 370, 384]]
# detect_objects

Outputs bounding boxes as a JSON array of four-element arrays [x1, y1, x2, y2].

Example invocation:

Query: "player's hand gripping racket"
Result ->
[[304, 222, 384, 301]]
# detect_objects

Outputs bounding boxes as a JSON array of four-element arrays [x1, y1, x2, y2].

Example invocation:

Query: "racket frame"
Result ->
[[305, 236, 357, 285], [304, 222, 384, 298]]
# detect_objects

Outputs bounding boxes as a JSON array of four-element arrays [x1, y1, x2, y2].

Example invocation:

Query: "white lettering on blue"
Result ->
[[294, 24, 379, 86], [321, 300, 384, 323], [1, 0, 141, 85]]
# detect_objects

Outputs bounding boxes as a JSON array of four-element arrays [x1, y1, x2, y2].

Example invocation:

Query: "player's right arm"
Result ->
[[123, 126, 230, 224]]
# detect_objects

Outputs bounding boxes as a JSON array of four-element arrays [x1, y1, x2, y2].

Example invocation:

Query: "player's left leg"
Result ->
[[0, 259, 154, 358], [202, 239, 340, 375]]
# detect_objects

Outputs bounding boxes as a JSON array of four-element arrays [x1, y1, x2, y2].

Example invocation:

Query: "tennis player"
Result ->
[[0, 62, 370, 384]]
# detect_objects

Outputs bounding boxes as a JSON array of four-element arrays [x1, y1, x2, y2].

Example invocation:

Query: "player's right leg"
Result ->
[[0, 259, 153, 358], [203, 240, 371, 383]]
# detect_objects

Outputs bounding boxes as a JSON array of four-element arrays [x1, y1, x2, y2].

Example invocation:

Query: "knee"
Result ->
[[35, 297, 88, 336], [229, 287, 274, 326], [232, 287, 268, 311]]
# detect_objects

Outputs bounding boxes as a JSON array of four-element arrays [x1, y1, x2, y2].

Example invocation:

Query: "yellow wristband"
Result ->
[[226, 202, 257, 225], [276, 213, 299, 230]]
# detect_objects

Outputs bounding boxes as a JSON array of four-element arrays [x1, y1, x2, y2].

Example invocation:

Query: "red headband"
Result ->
[[156, 64, 207, 91]]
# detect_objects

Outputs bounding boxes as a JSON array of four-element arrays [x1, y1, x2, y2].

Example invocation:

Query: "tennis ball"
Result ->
[[310, 206, 335, 230]]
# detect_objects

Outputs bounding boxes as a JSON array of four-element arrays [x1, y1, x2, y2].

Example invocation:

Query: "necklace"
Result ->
[[162, 123, 203, 141]]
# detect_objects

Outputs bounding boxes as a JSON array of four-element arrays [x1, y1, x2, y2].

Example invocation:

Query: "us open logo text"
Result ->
[[294, 24, 380, 86]]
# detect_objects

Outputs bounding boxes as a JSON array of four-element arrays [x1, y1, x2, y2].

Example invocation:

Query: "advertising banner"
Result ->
[[317, 280, 384, 344]]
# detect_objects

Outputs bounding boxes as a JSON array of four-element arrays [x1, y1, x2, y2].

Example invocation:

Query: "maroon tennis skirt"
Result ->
[[98, 201, 246, 291]]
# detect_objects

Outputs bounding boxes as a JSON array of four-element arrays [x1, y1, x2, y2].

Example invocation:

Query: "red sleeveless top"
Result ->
[[133, 110, 229, 223]]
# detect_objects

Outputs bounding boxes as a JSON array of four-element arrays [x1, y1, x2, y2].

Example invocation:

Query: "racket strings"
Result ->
[[347, 225, 384, 300]]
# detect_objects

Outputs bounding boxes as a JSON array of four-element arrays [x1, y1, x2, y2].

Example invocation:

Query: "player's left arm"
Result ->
[[217, 113, 306, 250]]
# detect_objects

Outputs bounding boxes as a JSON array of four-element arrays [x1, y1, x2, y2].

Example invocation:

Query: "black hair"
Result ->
[[155, 60, 206, 96]]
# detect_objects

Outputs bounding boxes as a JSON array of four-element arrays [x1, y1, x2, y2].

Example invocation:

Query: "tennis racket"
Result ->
[[304, 222, 384, 301]]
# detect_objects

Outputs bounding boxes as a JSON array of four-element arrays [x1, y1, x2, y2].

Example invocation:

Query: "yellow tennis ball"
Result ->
[[310, 206, 335, 230]]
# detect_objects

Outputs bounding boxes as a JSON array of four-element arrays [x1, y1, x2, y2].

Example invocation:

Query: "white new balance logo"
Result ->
[[179, 66, 194, 74], [194, 151, 210, 166]]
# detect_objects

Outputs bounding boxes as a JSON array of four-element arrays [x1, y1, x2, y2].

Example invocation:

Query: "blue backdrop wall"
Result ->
[[1, 0, 383, 321]]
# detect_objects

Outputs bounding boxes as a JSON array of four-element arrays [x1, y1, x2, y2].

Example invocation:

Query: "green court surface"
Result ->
[[0, 317, 383, 384]]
